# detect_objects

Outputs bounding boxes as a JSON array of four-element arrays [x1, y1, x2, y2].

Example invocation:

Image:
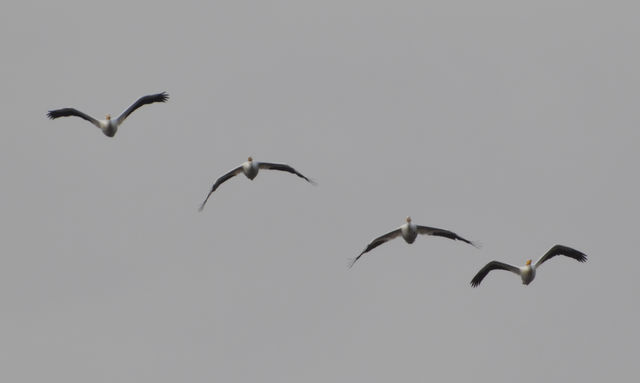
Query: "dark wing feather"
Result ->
[[46, 108, 100, 127], [198, 166, 243, 211], [534, 244, 587, 268], [348, 229, 402, 268], [470, 261, 521, 287], [116, 92, 169, 125], [416, 225, 479, 248], [258, 162, 316, 184]]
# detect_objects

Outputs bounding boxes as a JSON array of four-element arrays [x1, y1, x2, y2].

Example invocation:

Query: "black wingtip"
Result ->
[[158, 92, 169, 102], [564, 245, 588, 263], [46, 111, 56, 119], [577, 249, 588, 262]]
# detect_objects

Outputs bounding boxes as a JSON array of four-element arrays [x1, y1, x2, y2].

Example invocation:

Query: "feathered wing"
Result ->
[[416, 225, 479, 248], [198, 166, 243, 211], [349, 229, 402, 268], [116, 92, 169, 125], [534, 244, 587, 268], [258, 162, 316, 184], [470, 261, 521, 287], [46, 108, 100, 128]]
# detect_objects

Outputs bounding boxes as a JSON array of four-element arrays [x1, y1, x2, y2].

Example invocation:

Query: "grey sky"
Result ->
[[2, 1, 639, 382]]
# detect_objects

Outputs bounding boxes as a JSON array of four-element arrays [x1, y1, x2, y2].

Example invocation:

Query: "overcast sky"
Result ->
[[2, 1, 639, 382]]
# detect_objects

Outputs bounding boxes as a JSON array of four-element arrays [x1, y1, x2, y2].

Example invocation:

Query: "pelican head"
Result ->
[[406, 216, 412, 223], [248, 156, 253, 162], [105, 114, 111, 120], [525, 259, 532, 266]]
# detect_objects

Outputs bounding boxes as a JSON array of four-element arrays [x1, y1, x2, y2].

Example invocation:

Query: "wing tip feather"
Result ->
[[470, 278, 482, 288]]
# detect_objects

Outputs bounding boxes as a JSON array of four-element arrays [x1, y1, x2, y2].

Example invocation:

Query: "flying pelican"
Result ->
[[349, 217, 478, 267], [470, 244, 587, 287], [47, 92, 169, 137], [199, 157, 315, 211]]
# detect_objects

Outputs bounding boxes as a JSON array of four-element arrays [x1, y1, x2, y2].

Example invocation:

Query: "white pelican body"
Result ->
[[199, 157, 315, 211], [518, 262, 536, 285], [349, 217, 478, 267], [400, 219, 418, 243], [242, 158, 260, 180], [47, 92, 169, 137], [470, 245, 587, 287], [97, 117, 118, 137]]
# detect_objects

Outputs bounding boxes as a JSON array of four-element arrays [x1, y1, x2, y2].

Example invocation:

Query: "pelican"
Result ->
[[470, 244, 587, 287], [349, 217, 478, 267], [199, 157, 315, 211], [47, 92, 169, 137]]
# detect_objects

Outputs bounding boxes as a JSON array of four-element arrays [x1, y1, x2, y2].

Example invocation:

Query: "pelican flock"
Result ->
[[349, 217, 479, 268], [199, 157, 315, 211], [43, 90, 589, 289], [470, 244, 587, 287], [47, 92, 169, 137]]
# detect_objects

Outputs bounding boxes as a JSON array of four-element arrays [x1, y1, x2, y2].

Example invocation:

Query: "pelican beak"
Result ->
[[526, 259, 532, 266], [248, 156, 253, 161], [106, 114, 111, 120]]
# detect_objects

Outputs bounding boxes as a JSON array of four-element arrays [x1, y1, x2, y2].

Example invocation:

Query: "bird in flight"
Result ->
[[199, 157, 315, 211], [470, 244, 587, 287], [349, 216, 478, 268], [47, 92, 169, 137]]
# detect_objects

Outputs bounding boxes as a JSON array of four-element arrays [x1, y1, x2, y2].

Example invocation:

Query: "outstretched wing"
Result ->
[[534, 244, 587, 269], [416, 225, 479, 248], [198, 166, 243, 211], [47, 108, 100, 128], [349, 229, 402, 268], [470, 261, 521, 287], [116, 92, 169, 125], [258, 162, 316, 184]]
